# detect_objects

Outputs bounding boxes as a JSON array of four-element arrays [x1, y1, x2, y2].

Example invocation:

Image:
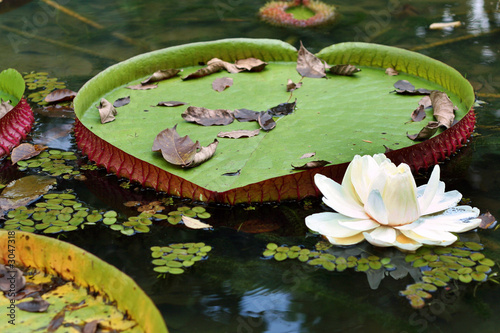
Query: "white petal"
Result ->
[[341, 156, 363, 205], [314, 174, 368, 219], [363, 226, 397, 247], [392, 233, 423, 251], [415, 206, 481, 232], [364, 189, 389, 225], [418, 165, 440, 213], [325, 233, 366, 246], [350, 155, 383, 204], [400, 228, 457, 246], [305, 212, 366, 238], [422, 186, 462, 216], [338, 219, 380, 230]]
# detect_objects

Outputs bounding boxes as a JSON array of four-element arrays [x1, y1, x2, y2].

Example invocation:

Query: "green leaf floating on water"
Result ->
[[0, 68, 25, 107], [74, 38, 474, 203]]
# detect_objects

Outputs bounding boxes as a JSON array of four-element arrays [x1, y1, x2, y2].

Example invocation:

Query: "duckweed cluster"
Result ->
[[401, 241, 497, 308], [16, 149, 81, 179], [23, 72, 67, 105], [150, 243, 212, 276], [106, 211, 153, 235], [153, 205, 211, 225]]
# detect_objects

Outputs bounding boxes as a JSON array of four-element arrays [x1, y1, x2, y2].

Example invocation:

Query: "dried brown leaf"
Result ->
[[182, 62, 224, 80], [35, 104, 75, 118], [44, 89, 77, 103], [0, 175, 56, 215], [478, 211, 497, 229], [156, 101, 187, 107], [258, 111, 276, 131], [186, 139, 218, 168], [385, 68, 399, 76], [329, 64, 361, 76], [126, 83, 158, 90], [292, 160, 330, 170], [212, 77, 233, 92], [182, 106, 234, 126], [233, 108, 260, 122], [113, 96, 130, 108], [0, 265, 25, 293], [98, 98, 117, 124], [141, 69, 180, 85], [235, 58, 268, 72], [269, 100, 296, 116], [217, 129, 260, 139], [296, 42, 329, 78], [182, 215, 213, 229], [394, 80, 432, 95], [429, 90, 456, 128], [407, 121, 440, 141], [411, 105, 426, 122], [0, 99, 13, 120], [300, 152, 316, 159], [83, 320, 100, 333], [17, 298, 50, 313], [11, 143, 48, 164], [207, 58, 242, 73], [418, 95, 432, 109], [47, 310, 65, 331], [152, 125, 200, 166], [286, 79, 302, 92]]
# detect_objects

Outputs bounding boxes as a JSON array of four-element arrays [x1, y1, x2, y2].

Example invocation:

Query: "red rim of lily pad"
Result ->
[[73, 39, 476, 205], [0, 98, 35, 157]]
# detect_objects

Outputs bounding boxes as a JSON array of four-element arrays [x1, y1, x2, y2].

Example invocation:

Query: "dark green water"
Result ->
[[1, 0, 500, 332]]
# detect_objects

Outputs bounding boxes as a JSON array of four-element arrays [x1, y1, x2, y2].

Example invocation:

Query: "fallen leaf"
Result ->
[[233, 108, 260, 122], [44, 89, 77, 103], [430, 90, 456, 128], [300, 152, 316, 159], [286, 79, 302, 92], [98, 98, 117, 124], [0, 175, 56, 214], [83, 320, 100, 333], [418, 95, 432, 109], [212, 77, 233, 92], [407, 121, 440, 141], [182, 106, 234, 126], [258, 111, 276, 131], [393, 80, 432, 95], [156, 101, 187, 107], [296, 42, 329, 78], [47, 309, 65, 331], [10, 143, 48, 164], [217, 129, 260, 139], [182, 215, 212, 229], [113, 96, 130, 108], [429, 21, 462, 29], [152, 125, 200, 167], [141, 69, 180, 85], [292, 160, 330, 170], [207, 58, 241, 74], [222, 170, 241, 176], [0, 265, 25, 293], [182, 62, 225, 80], [186, 139, 218, 168], [385, 68, 399, 76], [478, 211, 497, 229], [17, 298, 50, 312], [0, 99, 13, 120], [329, 64, 361, 76], [269, 99, 296, 116], [235, 58, 268, 72], [126, 83, 158, 90], [411, 105, 426, 122]]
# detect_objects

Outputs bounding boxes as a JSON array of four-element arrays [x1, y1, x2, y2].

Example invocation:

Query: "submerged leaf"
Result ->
[[113, 96, 130, 108], [217, 129, 260, 139], [430, 90, 456, 128], [212, 77, 233, 92], [296, 42, 329, 78], [0, 175, 56, 213], [11, 143, 48, 164], [98, 98, 117, 124], [329, 64, 361, 76], [292, 160, 330, 170], [233, 108, 260, 122], [44, 89, 77, 103], [407, 121, 440, 141], [182, 215, 212, 229], [0, 99, 13, 120], [235, 58, 268, 72], [152, 125, 200, 167], [258, 111, 276, 131], [182, 106, 234, 126], [141, 69, 180, 85], [156, 101, 187, 107]]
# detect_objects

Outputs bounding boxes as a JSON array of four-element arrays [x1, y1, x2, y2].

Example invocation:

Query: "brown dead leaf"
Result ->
[[207, 58, 241, 74], [418, 95, 432, 109], [17, 298, 50, 313], [98, 98, 117, 124], [286, 79, 302, 92], [429, 90, 456, 128], [258, 111, 276, 131], [411, 105, 426, 122], [11, 143, 48, 164], [300, 152, 316, 159], [233, 108, 260, 122], [0, 99, 13, 120], [235, 58, 268, 72], [217, 129, 260, 139], [394, 80, 432, 95], [222, 169, 241, 176], [407, 121, 440, 141], [182, 62, 224, 80], [269, 99, 296, 117], [182, 106, 234, 126], [182, 215, 213, 229], [212, 77, 233, 92], [126, 83, 157, 90], [0, 265, 25, 294], [44, 89, 77, 103], [156, 101, 187, 107], [47, 310, 65, 331], [141, 69, 180, 85], [296, 42, 329, 78], [113, 96, 130, 108], [152, 125, 200, 167], [478, 211, 497, 229], [0, 175, 56, 214], [83, 320, 100, 333], [329, 64, 361, 76], [385, 68, 399, 76], [292, 160, 330, 170], [187, 139, 218, 168]]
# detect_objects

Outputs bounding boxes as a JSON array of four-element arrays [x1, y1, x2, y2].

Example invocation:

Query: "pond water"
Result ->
[[1, 0, 500, 332]]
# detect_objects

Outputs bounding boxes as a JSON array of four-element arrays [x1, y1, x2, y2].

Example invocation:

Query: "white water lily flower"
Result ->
[[305, 154, 481, 251]]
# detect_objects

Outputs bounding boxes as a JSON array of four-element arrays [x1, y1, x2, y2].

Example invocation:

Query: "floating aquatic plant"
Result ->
[[259, 0, 337, 28], [23, 72, 67, 106], [150, 243, 212, 276], [16, 149, 81, 179]]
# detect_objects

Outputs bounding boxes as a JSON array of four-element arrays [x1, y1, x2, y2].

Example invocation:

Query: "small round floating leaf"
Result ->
[[168, 211, 182, 216], [103, 217, 117, 225], [19, 220, 34, 226], [161, 246, 173, 252], [154, 266, 170, 273], [167, 261, 183, 268], [458, 267, 473, 275], [187, 247, 199, 254], [4, 220, 20, 225], [444, 262, 463, 270], [183, 260, 195, 267], [416, 247, 432, 256], [299, 249, 310, 255], [421, 283, 437, 292], [322, 261, 336, 271], [309, 251, 320, 257], [358, 258, 369, 264], [457, 258, 476, 267], [167, 216, 181, 224], [479, 258, 495, 267], [177, 206, 190, 212], [42, 215, 57, 224], [439, 255, 457, 263], [43, 226, 63, 233], [58, 214, 71, 222], [476, 265, 491, 273], [35, 223, 50, 230], [200, 246, 212, 253], [357, 263, 369, 272], [336, 263, 347, 272], [320, 253, 336, 261], [416, 290, 432, 299], [274, 252, 287, 261], [423, 254, 438, 262], [151, 251, 163, 258], [197, 252, 207, 257], [170, 243, 184, 249], [446, 270, 459, 280], [3, 225, 19, 230], [104, 210, 118, 218], [408, 295, 425, 309], [335, 257, 347, 265], [139, 218, 152, 225], [191, 256, 202, 262], [152, 259, 167, 266], [164, 253, 177, 260], [169, 268, 184, 274], [276, 246, 289, 253], [367, 255, 379, 261], [469, 252, 485, 261], [369, 261, 382, 270], [298, 255, 309, 262], [74, 210, 88, 218], [380, 258, 391, 265], [290, 246, 301, 252], [153, 214, 168, 220], [429, 261, 444, 268], [121, 228, 135, 236], [287, 251, 299, 259], [69, 217, 84, 226], [87, 213, 102, 223], [134, 225, 150, 233], [19, 226, 35, 232], [471, 272, 487, 281], [192, 206, 206, 213], [347, 261, 357, 268], [62, 225, 78, 231], [405, 254, 418, 262], [413, 258, 428, 268], [464, 242, 484, 251], [452, 249, 471, 257], [178, 254, 194, 261], [194, 242, 205, 248], [459, 274, 472, 283], [308, 258, 326, 266], [263, 249, 276, 257]]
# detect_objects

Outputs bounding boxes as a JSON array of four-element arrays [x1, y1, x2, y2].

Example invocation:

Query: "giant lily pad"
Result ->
[[0, 231, 168, 332], [74, 39, 475, 204], [0, 68, 34, 157]]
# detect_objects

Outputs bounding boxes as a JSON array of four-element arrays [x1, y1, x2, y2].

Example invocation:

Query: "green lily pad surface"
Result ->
[[74, 39, 474, 203], [0, 68, 25, 106]]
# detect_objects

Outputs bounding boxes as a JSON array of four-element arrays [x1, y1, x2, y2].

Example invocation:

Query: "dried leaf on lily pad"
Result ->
[[44, 89, 77, 103], [292, 160, 330, 170], [300, 152, 316, 159], [17, 298, 50, 313], [478, 211, 497, 229], [393, 80, 432, 95], [141, 69, 180, 85], [258, 111, 276, 131], [296, 42, 329, 78], [385, 68, 399, 76], [113, 96, 130, 108], [430, 90, 456, 129], [0, 99, 13, 120], [407, 121, 440, 141], [182, 106, 234, 126], [212, 77, 233, 92], [286, 79, 302, 92], [156, 101, 187, 107], [329, 64, 361, 76], [11, 143, 48, 164], [187, 139, 219, 168], [98, 98, 117, 124], [0, 175, 56, 214], [235, 58, 268, 72], [419, 95, 432, 109], [47, 310, 65, 331], [126, 83, 157, 90], [152, 125, 200, 167], [233, 108, 260, 122], [411, 105, 426, 122], [217, 129, 260, 139], [182, 215, 212, 229], [0, 265, 25, 293], [269, 99, 296, 117], [182, 62, 224, 80], [83, 320, 99, 333], [207, 58, 241, 74]]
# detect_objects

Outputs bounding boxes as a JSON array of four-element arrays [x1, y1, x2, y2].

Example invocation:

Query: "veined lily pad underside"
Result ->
[[74, 39, 475, 204]]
